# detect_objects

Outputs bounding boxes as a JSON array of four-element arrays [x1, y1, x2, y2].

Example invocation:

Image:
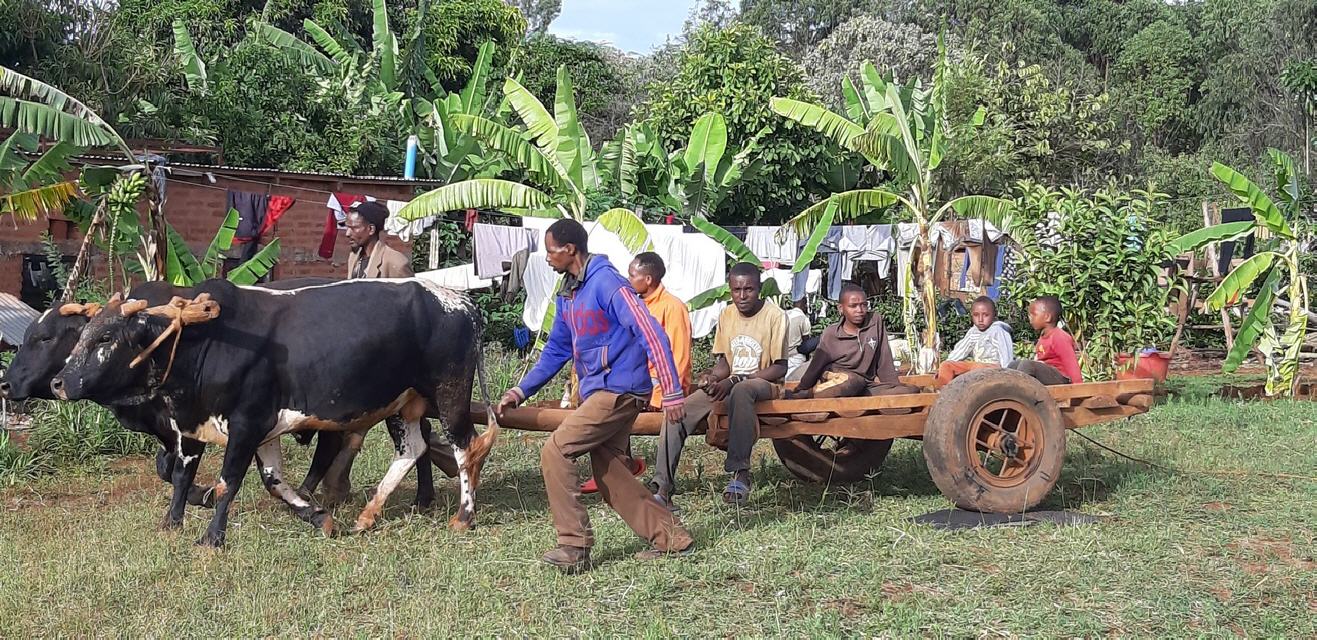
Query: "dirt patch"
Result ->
[[1202, 502, 1232, 512], [821, 598, 867, 619], [3, 455, 162, 511], [880, 581, 944, 603], [1228, 536, 1317, 573]]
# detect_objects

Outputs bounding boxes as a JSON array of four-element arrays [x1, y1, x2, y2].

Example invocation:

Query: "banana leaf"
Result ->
[[226, 239, 282, 286], [684, 113, 728, 191], [165, 225, 203, 285], [0, 66, 131, 159], [1168, 221, 1254, 255], [841, 75, 870, 123], [371, 0, 396, 90], [595, 208, 651, 253], [172, 20, 207, 93], [302, 20, 355, 69], [685, 278, 782, 311], [1269, 275, 1308, 396], [1223, 265, 1282, 372], [1268, 148, 1301, 209], [782, 189, 899, 237], [689, 215, 758, 265], [552, 66, 596, 191], [459, 41, 495, 113], [250, 24, 336, 74], [451, 114, 574, 196], [1206, 252, 1278, 311], [503, 77, 558, 151], [400, 179, 554, 221], [1210, 161, 1295, 239], [943, 195, 1014, 230], [793, 199, 837, 274], [769, 97, 865, 150], [202, 208, 240, 278]]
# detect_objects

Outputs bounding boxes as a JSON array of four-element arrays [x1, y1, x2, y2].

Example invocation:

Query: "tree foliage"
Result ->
[[643, 24, 834, 223]]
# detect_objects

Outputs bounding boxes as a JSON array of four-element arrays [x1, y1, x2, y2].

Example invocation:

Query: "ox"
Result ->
[[0, 278, 457, 527], [52, 278, 496, 547]]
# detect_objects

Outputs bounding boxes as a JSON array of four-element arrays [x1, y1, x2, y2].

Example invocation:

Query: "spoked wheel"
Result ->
[[773, 435, 894, 483], [966, 399, 1045, 488], [924, 368, 1065, 513]]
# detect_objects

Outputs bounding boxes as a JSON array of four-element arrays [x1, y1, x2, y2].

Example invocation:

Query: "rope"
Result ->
[[1071, 429, 1317, 482]]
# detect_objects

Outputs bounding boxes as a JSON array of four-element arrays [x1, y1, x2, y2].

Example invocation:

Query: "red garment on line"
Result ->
[[319, 192, 365, 259]]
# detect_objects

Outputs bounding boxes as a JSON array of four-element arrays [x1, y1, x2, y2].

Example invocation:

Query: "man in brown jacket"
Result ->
[[784, 283, 919, 401], [346, 201, 413, 278]]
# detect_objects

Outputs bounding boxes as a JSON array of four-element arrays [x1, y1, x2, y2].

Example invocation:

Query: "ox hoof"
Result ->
[[351, 517, 375, 534], [187, 485, 216, 509], [195, 532, 225, 549], [449, 509, 475, 532], [312, 512, 335, 537]]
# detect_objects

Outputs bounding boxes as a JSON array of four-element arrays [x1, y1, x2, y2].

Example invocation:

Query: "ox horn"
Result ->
[[120, 299, 150, 316], [58, 302, 104, 318]]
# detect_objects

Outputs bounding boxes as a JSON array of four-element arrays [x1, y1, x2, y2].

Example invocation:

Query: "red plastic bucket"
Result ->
[[1116, 351, 1171, 382]]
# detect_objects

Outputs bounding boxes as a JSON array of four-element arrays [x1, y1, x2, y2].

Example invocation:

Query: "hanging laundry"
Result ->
[[473, 223, 538, 278], [227, 190, 270, 244], [1217, 207, 1254, 273], [414, 263, 494, 291], [257, 195, 295, 239], [792, 227, 844, 301], [320, 192, 366, 259], [745, 226, 799, 267], [501, 248, 532, 302]]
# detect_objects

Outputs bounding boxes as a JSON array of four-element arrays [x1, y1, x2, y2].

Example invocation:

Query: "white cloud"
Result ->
[[547, 26, 621, 45]]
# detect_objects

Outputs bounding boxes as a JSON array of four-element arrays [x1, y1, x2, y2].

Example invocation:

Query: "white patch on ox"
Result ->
[[453, 445, 474, 516], [255, 439, 311, 509], [169, 418, 198, 466], [355, 419, 426, 529], [192, 415, 230, 446], [269, 409, 311, 439]]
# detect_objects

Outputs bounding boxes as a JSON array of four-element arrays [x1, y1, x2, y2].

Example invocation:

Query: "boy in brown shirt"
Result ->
[[651, 262, 787, 508], [785, 284, 919, 401]]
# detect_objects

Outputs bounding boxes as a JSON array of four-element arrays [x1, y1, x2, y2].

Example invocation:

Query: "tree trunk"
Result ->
[[62, 201, 106, 302]]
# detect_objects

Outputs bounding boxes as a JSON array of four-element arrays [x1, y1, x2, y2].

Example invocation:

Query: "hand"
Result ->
[[708, 377, 736, 401], [493, 390, 521, 418], [664, 403, 686, 423], [695, 373, 715, 390]]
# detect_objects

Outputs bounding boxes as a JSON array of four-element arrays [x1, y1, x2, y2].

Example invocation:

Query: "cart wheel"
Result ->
[[773, 436, 894, 483], [923, 368, 1065, 513]]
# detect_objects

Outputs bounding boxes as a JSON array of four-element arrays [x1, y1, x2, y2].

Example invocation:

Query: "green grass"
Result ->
[[0, 390, 1313, 636]]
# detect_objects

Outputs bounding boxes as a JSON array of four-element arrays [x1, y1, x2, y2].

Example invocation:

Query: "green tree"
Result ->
[[801, 16, 944, 110], [1113, 19, 1199, 151], [503, 0, 560, 35], [739, 0, 881, 58], [516, 35, 627, 142], [643, 23, 834, 223]]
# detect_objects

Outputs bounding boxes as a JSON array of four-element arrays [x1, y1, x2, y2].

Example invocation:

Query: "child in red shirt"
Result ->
[[1008, 296, 1083, 384]]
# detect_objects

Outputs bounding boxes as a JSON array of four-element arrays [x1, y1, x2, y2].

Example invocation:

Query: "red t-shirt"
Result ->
[[1036, 328, 1083, 383]]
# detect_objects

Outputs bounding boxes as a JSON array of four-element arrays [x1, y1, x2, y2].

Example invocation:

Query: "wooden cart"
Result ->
[[472, 368, 1155, 514]]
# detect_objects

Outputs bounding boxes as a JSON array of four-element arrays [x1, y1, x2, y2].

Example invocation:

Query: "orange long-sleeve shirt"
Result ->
[[642, 284, 692, 408]]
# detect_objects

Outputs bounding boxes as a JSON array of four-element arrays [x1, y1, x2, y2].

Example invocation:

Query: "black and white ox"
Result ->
[[51, 277, 497, 547], [0, 279, 366, 512]]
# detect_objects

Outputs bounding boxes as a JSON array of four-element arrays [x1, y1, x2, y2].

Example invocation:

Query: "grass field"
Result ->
[[0, 380, 1313, 636]]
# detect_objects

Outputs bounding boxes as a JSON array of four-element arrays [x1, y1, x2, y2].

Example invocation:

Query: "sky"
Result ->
[[547, 0, 699, 54]]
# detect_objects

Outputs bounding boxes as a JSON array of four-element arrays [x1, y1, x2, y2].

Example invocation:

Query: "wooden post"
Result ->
[[1202, 201, 1235, 351]]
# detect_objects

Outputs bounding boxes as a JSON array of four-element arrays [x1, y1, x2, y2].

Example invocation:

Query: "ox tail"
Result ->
[[462, 347, 500, 491]]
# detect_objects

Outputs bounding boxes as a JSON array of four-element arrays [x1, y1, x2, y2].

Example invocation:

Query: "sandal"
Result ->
[[722, 477, 751, 506]]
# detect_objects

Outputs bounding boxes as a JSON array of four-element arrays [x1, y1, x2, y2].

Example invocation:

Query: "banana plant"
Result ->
[[0, 134, 81, 222], [0, 66, 133, 161], [400, 64, 599, 221], [1171, 149, 1310, 396], [163, 207, 283, 287], [770, 40, 1012, 372]]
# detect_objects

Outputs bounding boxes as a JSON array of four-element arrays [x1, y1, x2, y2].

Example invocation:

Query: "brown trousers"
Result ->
[[542, 391, 693, 551], [934, 361, 998, 388]]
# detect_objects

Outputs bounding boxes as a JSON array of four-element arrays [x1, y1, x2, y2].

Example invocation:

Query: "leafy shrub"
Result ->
[[1005, 181, 1178, 379], [0, 431, 45, 487], [25, 400, 156, 466]]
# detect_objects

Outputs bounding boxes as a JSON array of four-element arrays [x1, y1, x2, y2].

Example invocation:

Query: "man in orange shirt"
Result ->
[[581, 252, 692, 494]]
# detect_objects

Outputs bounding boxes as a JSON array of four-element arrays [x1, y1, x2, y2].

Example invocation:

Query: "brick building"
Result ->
[[0, 160, 444, 306]]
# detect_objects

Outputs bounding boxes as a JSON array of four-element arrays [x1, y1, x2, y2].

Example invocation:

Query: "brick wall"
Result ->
[[0, 169, 427, 301]]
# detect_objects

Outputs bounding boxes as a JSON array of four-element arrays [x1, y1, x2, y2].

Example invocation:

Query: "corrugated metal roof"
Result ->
[[0, 293, 39, 347], [70, 154, 446, 185]]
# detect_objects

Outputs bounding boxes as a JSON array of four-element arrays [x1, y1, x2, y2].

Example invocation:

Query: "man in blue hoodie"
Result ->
[[495, 219, 692, 573]]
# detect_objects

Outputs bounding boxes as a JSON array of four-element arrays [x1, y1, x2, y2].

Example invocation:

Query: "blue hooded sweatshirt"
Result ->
[[512, 256, 685, 408]]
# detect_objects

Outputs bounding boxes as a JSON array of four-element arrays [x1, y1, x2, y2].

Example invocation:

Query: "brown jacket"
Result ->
[[796, 313, 898, 390], [348, 241, 413, 279]]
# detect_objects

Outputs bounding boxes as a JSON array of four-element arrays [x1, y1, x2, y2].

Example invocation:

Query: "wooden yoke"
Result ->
[[124, 293, 221, 382]]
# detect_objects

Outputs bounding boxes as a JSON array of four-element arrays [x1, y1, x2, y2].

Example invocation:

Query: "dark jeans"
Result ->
[[1008, 360, 1071, 385], [653, 378, 779, 496]]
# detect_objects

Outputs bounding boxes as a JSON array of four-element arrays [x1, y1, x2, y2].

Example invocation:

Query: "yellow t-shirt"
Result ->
[[713, 303, 788, 377]]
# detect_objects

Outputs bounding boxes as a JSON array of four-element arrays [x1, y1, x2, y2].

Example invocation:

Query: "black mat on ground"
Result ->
[[912, 508, 1105, 530]]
